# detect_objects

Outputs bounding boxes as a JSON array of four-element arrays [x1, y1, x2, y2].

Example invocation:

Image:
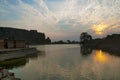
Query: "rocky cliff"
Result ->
[[0, 27, 51, 44]]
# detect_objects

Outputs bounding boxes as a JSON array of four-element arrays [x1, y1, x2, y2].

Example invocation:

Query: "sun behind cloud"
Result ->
[[92, 24, 108, 35], [0, 0, 119, 40]]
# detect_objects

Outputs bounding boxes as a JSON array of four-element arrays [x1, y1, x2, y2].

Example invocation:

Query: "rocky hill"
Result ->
[[0, 27, 51, 44]]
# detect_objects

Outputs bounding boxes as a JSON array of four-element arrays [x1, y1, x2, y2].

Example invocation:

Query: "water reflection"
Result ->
[[0, 51, 45, 69], [3, 45, 120, 80], [80, 45, 92, 56], [94, 50, 108, 63], [0, 58, 28, 69]]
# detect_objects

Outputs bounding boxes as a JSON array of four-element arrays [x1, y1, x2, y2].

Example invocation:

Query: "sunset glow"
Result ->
[[92, 24, 108, 35], [94, 50, 108, 63], [0, 0, 119, 40]]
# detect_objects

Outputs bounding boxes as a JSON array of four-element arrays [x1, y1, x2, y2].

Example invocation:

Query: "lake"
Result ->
[[5, 44, 120, 80]]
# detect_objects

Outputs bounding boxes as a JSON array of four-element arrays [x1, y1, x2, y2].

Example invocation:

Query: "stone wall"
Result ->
[[0, 27, 51, 44], [0, 40, 4, 49]]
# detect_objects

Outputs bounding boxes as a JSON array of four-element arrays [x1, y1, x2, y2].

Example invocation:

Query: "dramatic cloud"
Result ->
[[0, 0, 120, 41]]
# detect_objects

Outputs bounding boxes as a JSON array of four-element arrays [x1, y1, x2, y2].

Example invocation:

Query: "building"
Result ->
[[0, 39, 26, 49], [15, 40, 26, 48], [0, 40, 4, 49]]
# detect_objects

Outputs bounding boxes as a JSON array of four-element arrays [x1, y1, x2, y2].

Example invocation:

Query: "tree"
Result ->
[[45, 37, 51, 44], [67, 40, 71, 44], [80, 32, 92, 43]]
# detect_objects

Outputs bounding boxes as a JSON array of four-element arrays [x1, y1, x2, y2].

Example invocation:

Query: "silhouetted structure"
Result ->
[[0, 27, 51, 45], [0, 39, 26, 49]]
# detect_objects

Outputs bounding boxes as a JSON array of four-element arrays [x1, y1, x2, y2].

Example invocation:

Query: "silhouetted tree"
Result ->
[[67, 40, 71, 44], [45, 37, 51, 44], [80, 32, 92, 44]]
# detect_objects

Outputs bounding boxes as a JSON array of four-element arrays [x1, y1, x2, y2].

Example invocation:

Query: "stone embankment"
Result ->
[[0, 48, 39, 80], [0, 48, 38, 61], [0, 67, 20, 80]]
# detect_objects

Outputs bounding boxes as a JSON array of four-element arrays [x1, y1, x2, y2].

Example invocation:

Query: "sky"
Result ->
[[0, 0, 120, 41]]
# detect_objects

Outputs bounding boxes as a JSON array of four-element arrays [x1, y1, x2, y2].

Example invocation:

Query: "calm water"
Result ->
[[4, 45, 120, 80]]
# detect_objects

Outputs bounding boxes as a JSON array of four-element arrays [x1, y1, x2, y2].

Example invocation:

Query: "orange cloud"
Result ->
[[92, 24, 108, 35]]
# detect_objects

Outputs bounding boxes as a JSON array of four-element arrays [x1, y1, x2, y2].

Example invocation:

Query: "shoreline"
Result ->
[[0, 48, 38, 61], [0, 67, 20, 80], [81, 44, 120, 56], [0, 48, 39, 80]]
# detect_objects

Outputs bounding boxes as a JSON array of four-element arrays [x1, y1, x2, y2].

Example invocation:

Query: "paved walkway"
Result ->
[[0, 48, 23, 52]]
